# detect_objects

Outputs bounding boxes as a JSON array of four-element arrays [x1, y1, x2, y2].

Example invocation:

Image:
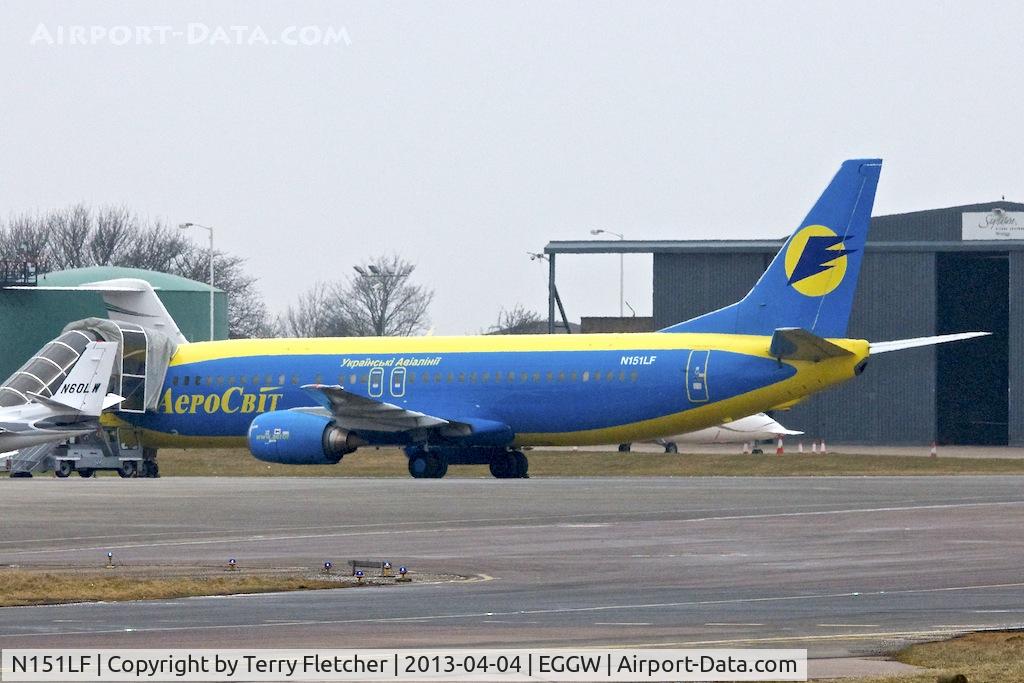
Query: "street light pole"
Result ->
[[179, 222, 215, 341], [590, 229, 625, 317]]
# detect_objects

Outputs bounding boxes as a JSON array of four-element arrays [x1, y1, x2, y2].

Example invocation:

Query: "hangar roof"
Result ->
[[37, 266, 222, 292], [546, 201, 1024, 255]]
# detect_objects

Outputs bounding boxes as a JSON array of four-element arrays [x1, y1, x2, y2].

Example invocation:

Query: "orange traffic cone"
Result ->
[[798, 442, 804, 454], [930, 441, 937, 458], [811, 441, 818, 454], [776, 438, 784, 455]]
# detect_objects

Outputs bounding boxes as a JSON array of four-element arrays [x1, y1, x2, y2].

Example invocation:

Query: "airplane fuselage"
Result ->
[[117, 333, 869, 448]]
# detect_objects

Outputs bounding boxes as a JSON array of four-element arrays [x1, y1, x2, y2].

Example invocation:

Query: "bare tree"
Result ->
[[47, 204, 92, 270], [277, 281, 352, 338], [89, 206, 139, 265], [342, 254, 434, 336], [488, 304, 543, 334], [0, 205, 273, 338]]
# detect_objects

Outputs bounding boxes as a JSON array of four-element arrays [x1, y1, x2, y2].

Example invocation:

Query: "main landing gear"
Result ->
[[488, 450, 529, 479], [404, 446, 529, 479]]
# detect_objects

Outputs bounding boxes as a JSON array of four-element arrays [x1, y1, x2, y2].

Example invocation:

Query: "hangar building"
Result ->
[[0, 265, 226, 382], [546, 202, 1024, 446]]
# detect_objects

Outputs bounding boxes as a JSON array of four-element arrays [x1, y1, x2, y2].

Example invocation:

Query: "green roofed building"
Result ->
[[0, 266, 226, 381]]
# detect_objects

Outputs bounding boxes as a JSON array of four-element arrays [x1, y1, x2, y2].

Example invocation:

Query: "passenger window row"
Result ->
[[170, 369, 641, 388]]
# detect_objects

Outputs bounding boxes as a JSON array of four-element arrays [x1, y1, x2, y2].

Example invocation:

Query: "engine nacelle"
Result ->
[[247, 411, 365, 465]]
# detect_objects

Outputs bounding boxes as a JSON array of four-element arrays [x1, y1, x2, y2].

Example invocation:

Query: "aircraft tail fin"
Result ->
[[82, 278, 189, 343], [9, 278, 188, 342], [29, 341, 120, 415], [661, 159, 882, 337]]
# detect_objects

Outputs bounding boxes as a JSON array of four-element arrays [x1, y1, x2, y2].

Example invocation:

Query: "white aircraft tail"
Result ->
[[7, 278, 188, 343], [81, 278, 188, 344], [29, 341, 121, 415]]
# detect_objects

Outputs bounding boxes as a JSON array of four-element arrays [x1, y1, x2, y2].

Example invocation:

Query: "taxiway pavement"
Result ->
[[2, 475, 1023, 663]]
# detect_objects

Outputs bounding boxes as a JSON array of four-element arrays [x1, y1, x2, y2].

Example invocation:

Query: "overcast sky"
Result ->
[[1, 1, 1021, 334]]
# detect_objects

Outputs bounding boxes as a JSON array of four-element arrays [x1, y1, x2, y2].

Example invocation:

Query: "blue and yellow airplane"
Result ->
[[103, 159, 984, 477]]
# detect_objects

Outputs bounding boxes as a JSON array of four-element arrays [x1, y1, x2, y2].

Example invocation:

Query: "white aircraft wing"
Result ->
[[297, 384, 450, 432]]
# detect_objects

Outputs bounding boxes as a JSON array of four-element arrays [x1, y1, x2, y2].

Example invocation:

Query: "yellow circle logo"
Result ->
[[783, 225, 852, 297]]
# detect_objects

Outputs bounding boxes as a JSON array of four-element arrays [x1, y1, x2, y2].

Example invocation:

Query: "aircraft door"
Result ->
[[686, 350, 710, 403], [118, 324, 148, 413], [368, 367, 385, 398], [390, 367, 406, 398]]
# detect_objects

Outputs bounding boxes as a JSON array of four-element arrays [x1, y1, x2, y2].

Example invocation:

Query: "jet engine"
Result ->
[[247, 411, 365, 465]]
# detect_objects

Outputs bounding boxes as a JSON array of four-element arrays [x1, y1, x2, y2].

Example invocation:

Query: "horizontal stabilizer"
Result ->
[[769, 327, 853, 361], [102, 393, 126, 410], [869, 331, 990, 355]]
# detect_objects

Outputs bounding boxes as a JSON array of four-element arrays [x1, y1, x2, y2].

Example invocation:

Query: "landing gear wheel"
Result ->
[[752, 448, 764, 455], [141, 460, 159, 478], [489, 451, 519, 479], [118, 461, 138, 478], [434, 457, 448, 479], [77, 468, 95, 478], [408, 453, 431, 478], [54, 460, 73, 478], [408, 451, 446, 478], [512, 451, 529, 478], [664, 442, 678, 454], [617, 443, 632, 453]]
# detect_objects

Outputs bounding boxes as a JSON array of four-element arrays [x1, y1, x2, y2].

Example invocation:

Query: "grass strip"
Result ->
[[0, 569, 352, 607], [145, 448, 1024, 478], [811, 630, 1024, 682]]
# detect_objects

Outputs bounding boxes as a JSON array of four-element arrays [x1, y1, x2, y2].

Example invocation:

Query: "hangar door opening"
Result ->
[[936, 252, 1008, 445]]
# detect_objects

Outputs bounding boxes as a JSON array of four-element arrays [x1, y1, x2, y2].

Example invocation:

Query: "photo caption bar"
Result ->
[[0, 648, 806, 681]]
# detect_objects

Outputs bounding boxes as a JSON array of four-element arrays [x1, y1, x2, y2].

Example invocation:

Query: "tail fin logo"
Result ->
[[783, 225, 855, 297]]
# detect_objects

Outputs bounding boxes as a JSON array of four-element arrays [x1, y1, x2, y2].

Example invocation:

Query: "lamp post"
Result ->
[[590, 229, 625, 317], [178, 222, 215, 341]]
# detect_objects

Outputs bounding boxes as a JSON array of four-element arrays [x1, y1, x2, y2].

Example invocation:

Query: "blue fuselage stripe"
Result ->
[[125, 348, 795, 439]]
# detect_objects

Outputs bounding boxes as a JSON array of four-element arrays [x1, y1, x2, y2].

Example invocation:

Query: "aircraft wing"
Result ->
[[298, 384, 450, 432]]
